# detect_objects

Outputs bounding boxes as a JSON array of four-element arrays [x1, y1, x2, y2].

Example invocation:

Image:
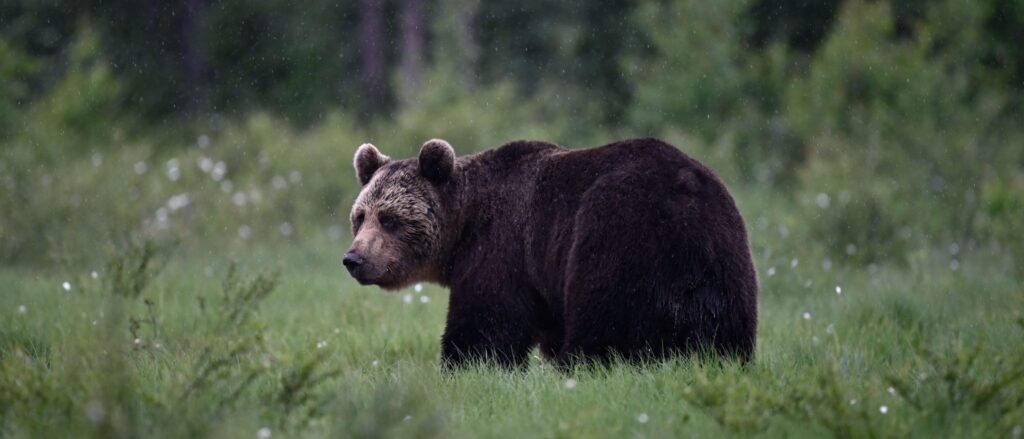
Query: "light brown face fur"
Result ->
[[347, 154, 444, 290]]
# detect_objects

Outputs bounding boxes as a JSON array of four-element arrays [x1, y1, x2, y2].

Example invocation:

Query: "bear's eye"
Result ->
[[378, 213, 400, 232], [353, 212, 365, 229]]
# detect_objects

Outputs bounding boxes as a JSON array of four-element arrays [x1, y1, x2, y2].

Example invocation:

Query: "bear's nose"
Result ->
[[343, 251, 365, 272]]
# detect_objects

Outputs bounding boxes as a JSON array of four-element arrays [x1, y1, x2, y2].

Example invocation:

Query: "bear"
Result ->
[[344, 137, 758, 368]]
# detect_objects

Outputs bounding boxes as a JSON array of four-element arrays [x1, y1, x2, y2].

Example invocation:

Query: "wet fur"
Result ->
[[349, 138, 759, 368]]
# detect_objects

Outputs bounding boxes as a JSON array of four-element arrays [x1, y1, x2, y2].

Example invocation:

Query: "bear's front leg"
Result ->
[[440, 283, 536, 370]]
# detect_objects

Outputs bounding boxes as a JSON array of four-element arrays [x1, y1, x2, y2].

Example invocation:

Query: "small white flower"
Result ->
[[134, 338, 141, 345], [211, 161, 227, 181], [272, 175, 288, 190], [333, 327, 341, 334], [403, 415, 413, 422], [238, 225, 252, 240], [316, 340, 327, 349], [879, 405, 888, 414], [92, 319, 99, 326], [289, 170, 302, 184], [91, 271, 99, 279], [835, 285, 842, 295], [846, 243, 858, 255], [790, 258, 798, 268], [168, 193, 190, 211], [166, 159, 181, 181], [257, 427, 272, 439], [17, 305, 27, 314], [197, 134, 211, 149], [419, 295, 430, 304], [766, 267, 776, 277], [279, 222, 293, 237], [62, 281, 71, 291], [564, 378, 578, 390], [887, 387, 896, 396], [372, 360, 380, 367], [232, 191, 248, 207], [414, 283, 423, 293], [403, 294, 413, 304], [950, 259, 959, 271], [826, 323, 835, 334], [637, 413, 649, 423], [220, 179, 234, 193], [133, 161, 148, 175], [802, 312, 811, 321], [198, 156, 214, 173], [849, 399, 857, 406], [816, 193, 830, 209]]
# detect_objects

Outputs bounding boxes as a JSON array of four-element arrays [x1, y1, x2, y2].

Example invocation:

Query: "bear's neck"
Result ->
[[435, 142, 556, 286]]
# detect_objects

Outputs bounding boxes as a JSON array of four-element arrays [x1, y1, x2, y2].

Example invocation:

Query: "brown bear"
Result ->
[[344, 138, 758, 368]]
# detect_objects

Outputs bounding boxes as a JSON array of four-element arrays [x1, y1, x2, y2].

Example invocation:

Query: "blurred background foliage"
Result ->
[[1, 0, 1023, 274]]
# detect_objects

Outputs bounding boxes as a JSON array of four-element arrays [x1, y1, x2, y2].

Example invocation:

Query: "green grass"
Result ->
[[2, 229, 1022, 438]]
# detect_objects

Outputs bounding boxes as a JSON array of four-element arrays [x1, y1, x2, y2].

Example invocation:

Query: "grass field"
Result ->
[[2, 192, 1022, 438]]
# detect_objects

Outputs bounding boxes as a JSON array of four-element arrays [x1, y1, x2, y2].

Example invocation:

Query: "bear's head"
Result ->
[[344, 139, 457, 290]]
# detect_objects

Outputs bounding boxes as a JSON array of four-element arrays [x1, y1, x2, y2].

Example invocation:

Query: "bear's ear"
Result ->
[[418, 139, 456, 183], [354, 143, 390, 186]]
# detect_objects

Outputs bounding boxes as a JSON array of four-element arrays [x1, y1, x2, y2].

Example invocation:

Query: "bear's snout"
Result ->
[[342, 251, 366, 277]]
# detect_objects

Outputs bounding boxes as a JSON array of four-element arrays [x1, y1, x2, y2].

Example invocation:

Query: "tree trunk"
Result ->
[[358, 0, 386, 104], [179, 0, 207, 113], [398, 0, 425, 104]]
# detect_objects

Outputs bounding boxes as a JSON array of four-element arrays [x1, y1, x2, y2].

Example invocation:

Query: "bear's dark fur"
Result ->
[[345, 138, 758, 368]]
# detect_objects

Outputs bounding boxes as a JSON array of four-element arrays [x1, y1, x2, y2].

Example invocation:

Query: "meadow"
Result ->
[[2, 177, 1022, 438]]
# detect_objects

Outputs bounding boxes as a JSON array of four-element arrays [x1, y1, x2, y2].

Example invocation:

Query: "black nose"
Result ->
[[343, 252, 365, 272]]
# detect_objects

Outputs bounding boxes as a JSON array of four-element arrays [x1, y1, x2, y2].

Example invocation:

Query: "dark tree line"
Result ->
[[2, 0, 1022, 125]]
